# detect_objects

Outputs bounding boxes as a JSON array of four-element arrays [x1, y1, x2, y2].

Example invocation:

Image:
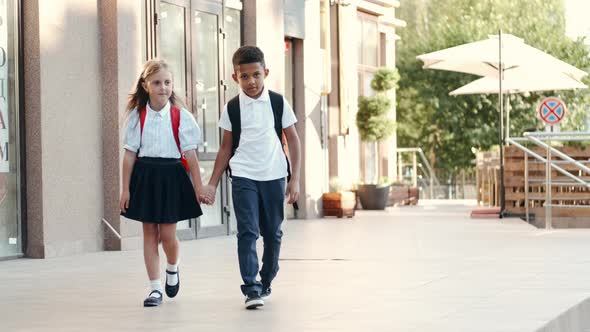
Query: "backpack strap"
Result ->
[[139, 107, 147, 137], [170, 106, 189, 170], [227, 95, 241, 156], [170, 106, 182, 152], [268, 90, 293, 183], [226, 95, 241, 177], [139, 107, 147, 154], [269, 90, 284, 144]]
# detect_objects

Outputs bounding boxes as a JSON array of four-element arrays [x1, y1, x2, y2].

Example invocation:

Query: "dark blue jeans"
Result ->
[[232, 176, 285, 296]]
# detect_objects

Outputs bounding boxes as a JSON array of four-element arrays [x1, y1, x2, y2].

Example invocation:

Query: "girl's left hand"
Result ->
[[119, 191, 130, 213]]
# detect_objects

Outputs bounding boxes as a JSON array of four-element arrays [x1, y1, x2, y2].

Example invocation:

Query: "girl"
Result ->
[[119, 59, 205, 307]]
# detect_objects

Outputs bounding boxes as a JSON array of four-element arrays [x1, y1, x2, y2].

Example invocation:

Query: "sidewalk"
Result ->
[[2, 200, 590, 331]]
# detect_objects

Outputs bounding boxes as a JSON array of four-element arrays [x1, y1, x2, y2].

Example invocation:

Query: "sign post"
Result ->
[[538, 97, 566, 229]]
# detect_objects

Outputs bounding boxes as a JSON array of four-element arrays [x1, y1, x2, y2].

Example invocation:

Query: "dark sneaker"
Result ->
[[261, 286, 272, 300], [143, 290, 163, 307], [165, 269, 180, 298], [244, 292, 264, 310]]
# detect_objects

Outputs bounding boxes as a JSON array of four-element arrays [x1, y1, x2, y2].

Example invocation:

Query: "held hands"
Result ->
[[285, 180, 300, 204], [198, 184, 217, 205]]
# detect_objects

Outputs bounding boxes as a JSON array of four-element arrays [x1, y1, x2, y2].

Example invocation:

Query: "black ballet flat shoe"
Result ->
[[165, 269, 180, 298], [143, 290, 163, 307]]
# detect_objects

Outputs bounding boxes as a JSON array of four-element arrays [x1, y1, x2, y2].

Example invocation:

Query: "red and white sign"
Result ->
[[538, 97, 566, 126]]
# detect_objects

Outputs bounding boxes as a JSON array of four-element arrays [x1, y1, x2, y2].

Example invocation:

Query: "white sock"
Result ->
[[166, 262, 179, 286], [149, 279, 163, 298]]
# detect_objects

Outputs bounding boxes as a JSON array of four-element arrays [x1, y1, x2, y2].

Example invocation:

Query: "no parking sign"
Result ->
[[538, 97, 566, 125]]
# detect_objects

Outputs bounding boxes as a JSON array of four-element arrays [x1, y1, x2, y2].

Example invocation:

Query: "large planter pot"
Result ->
[[389, 185, 409, 206], [408, 187, 419, 205], [357, 184, 390, 210], [322, 191, 356, 218]]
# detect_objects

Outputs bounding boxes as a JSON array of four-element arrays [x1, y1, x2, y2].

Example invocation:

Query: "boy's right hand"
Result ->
[[119, 191, 130, 213]]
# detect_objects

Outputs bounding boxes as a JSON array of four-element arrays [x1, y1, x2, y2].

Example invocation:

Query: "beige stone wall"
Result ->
[[328, 2, 361, 190], [40, 0, 103, 256], [245, 1, 334, 218], [101, 0, 145, 251], [298, 1, 327, 218], [23, 0, 145, 257], [116, 1, 145, 251], [243, 0, 286, 94]]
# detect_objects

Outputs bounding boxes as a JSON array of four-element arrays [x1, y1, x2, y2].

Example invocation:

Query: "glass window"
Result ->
[[285, 39, 294, 106], [194, 11, 220, 153], [357, 16, 363, 65], [225, 8, 241, 100], [159, 3, 188, 101], [197, 161, 222, 227], [141, 0, 148, 61], [363, 72, 375, 97], [0, 0, 21, 258], [357, 13, 379, 67], [363, 19, 378, 67]]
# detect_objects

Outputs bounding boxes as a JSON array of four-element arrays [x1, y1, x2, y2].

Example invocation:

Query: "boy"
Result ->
[[201, 46, 301, 309]]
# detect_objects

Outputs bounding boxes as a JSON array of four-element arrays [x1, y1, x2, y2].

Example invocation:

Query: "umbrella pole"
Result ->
[[506, 95, 510, 146], [498, 30, 506, 216]]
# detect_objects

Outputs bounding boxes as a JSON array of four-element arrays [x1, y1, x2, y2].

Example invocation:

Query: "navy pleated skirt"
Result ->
[[121, 157, 203, 224]]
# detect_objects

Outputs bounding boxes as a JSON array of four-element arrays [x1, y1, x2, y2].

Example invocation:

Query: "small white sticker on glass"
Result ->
[[9, 238, 17, 245]]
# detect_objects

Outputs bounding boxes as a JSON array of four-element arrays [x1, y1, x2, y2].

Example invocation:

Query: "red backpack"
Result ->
[[139, 105, 189, 170]]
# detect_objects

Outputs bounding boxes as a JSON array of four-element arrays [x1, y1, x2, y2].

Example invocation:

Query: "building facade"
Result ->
[[1, 0, 403, 260]]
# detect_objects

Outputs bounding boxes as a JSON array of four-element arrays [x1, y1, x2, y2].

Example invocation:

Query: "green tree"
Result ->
[[356, 67, 399, 183], [397, 0, 590, 179]]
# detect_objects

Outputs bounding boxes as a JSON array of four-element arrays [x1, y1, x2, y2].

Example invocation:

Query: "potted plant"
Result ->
[[388, 181, 420, 206], [356, 67, 399, 210], [322, 177, 356, 218]]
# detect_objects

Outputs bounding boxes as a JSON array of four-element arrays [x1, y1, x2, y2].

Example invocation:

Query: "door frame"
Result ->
[[156, 0, 197, 240], [155, 0, 236, 239]]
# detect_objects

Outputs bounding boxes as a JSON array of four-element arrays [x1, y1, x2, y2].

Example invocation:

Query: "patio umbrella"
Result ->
[[417, 34, 587, 80], [449, 71, 587, 96], [450, 70, 588, 141], [416, 32, 588, 215]]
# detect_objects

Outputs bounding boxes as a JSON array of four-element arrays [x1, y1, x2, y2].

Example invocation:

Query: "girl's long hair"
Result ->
[[125, 59, 187, 119]]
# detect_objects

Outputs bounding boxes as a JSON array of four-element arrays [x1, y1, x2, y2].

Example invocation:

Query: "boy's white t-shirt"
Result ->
[[219, 87, 297, 181]]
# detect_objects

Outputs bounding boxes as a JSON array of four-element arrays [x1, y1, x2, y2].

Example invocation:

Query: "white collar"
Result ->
[[147, 101, 170, 117], [241, 86, 270, 105]]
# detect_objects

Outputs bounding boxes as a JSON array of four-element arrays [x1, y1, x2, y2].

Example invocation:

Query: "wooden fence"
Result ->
[[504, 145, 590, 227]]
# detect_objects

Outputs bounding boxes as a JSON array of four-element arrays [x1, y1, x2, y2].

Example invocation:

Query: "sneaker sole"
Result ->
[[245, 299, 264, 310], [143, 301, 162, 307]]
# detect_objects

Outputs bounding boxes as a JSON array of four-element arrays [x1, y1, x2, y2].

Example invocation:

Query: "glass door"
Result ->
[[222, 3, 241, 234], [191, 1, 228, 238], [158, 0, 196, 240], [0, 0, 21, 258], [157, 0, 241, 239]]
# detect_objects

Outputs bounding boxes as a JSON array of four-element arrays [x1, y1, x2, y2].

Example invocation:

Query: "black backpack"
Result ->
[[227, 90, 297, 208]]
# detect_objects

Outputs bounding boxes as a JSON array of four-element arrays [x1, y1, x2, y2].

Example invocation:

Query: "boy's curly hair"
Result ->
[[232, 46, 266, 68]]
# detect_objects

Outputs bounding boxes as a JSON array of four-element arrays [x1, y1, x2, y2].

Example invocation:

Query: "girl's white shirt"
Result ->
[[123, 101, 201, 158]]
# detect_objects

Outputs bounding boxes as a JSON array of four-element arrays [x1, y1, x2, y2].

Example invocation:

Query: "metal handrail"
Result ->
[[506, 140, 589, 188], [507, 131, 590, 229], [397, 148, 441, 186], [397, 147, 443, 199], [523, 131, 590, 137], [524, 136, 590, 175]]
